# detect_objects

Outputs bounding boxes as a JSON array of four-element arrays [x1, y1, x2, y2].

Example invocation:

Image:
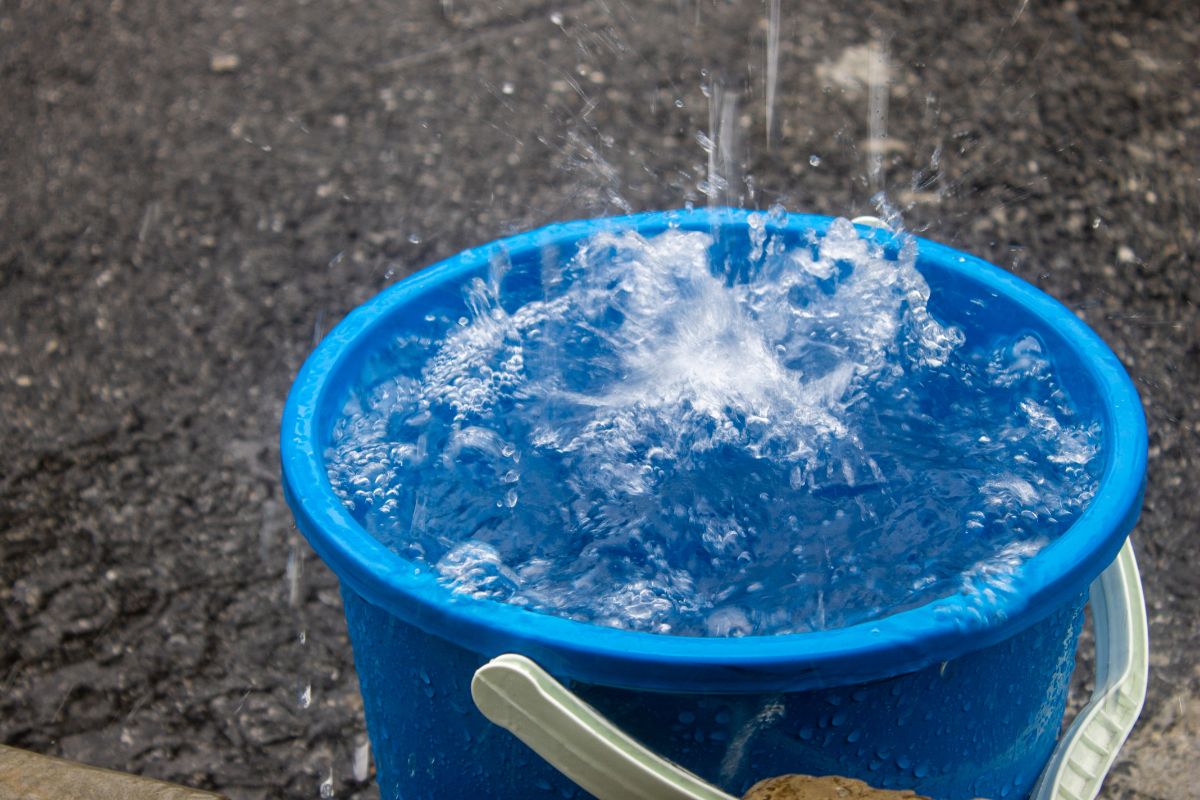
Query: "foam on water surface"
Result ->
[[326, 216, 1101, 636]]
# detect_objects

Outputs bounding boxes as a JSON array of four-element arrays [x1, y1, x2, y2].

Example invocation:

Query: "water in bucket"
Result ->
[[324, 213, 1102, 637]]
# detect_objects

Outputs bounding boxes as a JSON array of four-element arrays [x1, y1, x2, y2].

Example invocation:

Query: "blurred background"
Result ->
[[1, 1, 1196, 797]]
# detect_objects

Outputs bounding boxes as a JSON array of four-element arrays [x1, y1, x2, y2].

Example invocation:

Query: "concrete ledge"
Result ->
[[0, 745, 226, 800]]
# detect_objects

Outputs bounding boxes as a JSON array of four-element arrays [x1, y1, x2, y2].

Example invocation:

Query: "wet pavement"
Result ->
[[1, 1, 1197, 798]]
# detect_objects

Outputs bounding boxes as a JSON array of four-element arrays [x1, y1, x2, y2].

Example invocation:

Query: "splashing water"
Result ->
[[327, 216, 1100, 636]]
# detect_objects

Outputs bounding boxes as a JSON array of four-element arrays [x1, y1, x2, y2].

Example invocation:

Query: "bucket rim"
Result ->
[[280, 208, 1146, 692]]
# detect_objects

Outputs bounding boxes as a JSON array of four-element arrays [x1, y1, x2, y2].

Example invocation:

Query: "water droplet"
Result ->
[[798, 726, 814, 741], [831, 711, 847, 727], [352, 740, 371, 782], [1092, 217, 1102, 229], [502, 81, 515, 95], [809, 154, 822, 167], [896, 755, 912, 769], [319, 769, 334, 798], [677, 711, 696, 724], [914, 763, 929, 778], [549, 11, 564, 25], [408, 233, 422, 244], [299, 683, 312, 708], [846, 729, 862, 743], [674, 98, 685, 108]]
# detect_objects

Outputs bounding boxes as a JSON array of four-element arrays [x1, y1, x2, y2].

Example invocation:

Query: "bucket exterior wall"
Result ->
[[343, 585, 1086, 800], [283, 210, 1145, 800]]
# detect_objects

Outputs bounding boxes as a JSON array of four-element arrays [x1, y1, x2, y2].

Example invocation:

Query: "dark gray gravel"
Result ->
[[1, 1, 1196, 798]]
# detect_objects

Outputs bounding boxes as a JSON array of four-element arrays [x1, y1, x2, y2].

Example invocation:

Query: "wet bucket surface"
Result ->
[[281, 210, 1146, 799]]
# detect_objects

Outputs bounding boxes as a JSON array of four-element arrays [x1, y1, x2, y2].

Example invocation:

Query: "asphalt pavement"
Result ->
[[1, 1, 1196, 798]]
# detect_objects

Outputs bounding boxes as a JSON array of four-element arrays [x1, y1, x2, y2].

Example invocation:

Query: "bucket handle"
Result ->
[[471, 651, 737, 800], [472, 541, 1147, 800], [1031, 538, 1148, 800]]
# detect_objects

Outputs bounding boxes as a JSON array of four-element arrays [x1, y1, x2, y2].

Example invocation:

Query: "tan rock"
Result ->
[[0, 745, 225, 800], [742, 773, 931, 800], [209, 53, 240, 73]]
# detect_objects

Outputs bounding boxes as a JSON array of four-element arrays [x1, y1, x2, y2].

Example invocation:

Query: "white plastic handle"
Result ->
[[471, 653, 737, 800], [850, 215, 889, 230], [1032, 539, 1149, 800], [473, 541, 1147, 800]]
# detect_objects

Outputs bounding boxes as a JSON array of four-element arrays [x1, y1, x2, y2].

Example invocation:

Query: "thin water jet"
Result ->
[[764, 0, 781, 148], [866, 39, 890, 194]]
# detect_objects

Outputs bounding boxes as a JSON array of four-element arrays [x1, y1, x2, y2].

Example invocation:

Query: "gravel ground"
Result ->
[[1, 1, 1196, 798]]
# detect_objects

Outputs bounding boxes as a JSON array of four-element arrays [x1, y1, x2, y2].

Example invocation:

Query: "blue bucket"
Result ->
[[281, 210, 1146, 800]]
